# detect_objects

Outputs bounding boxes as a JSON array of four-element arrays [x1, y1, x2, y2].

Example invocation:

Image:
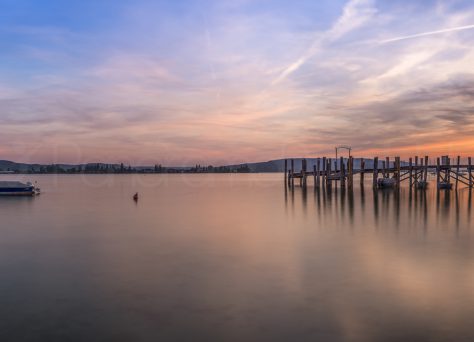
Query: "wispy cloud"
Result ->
[[380, 24, 474, 43], [272, 0, 376, 85], [2, 0, 474, 163]]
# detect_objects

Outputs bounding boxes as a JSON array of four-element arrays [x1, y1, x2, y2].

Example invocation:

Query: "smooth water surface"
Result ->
[[0, 174, 473, 341]]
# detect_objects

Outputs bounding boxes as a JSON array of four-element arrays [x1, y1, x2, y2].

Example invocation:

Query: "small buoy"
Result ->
[[133, 192, 138, 201]]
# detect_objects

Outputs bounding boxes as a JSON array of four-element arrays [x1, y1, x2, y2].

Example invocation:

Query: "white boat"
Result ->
[[0, 181, 39, 196]]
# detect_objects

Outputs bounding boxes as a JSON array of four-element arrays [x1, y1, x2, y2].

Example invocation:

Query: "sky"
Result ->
[[1, 0, 474, 165]]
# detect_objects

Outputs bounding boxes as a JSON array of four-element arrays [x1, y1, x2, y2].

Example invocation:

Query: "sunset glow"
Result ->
[[1, 0, 474, 165]]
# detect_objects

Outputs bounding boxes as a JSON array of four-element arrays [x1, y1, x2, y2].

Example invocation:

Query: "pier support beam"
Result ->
[[313, 164, 316, 188], [322, 157, 326, 187], [373, 157, 378, 188], [348, 156, 353, 190], [447, 156, 451, 184], [326, 158, 331, 187], [424, 156, 429, 184], [456, 156, 460, 189], [395, 156, 401, 188], [469, 157, 473, 188], [409, 157, 413, 189], [360, 158, 365, 186], [419, 158, 424, 188], [414, 156, 419, 188], [340, 156, 345, 188], [436, 157, 441, 188], [316, 159, 321, 188], [291, 159, 295, 187], [301, 159, 307, 187]]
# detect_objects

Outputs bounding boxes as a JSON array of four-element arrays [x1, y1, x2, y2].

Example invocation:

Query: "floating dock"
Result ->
[[284, 156, 473, 190]]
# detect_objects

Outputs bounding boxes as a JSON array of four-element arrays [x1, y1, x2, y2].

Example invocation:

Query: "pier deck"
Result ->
[[285, 156, 473, 190]]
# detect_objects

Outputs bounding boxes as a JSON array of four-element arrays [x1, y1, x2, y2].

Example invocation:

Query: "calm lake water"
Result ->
[[0, 174, 473, 341]]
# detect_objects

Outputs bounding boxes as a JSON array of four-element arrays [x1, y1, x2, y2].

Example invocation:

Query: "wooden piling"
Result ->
[[414, 156, 419, 188], [360, 158, 365, 186], [436, 157, 441, 188], [373, 157, 378, 188], [322, 157, 327, 186], [424, 156, 429, 183], [313, 164, 316, 188], [395, 156, 401, 188], [300, 159, 307, 187], [316, 159, 321, 188], [469, 157, 473, 188], [340, 156, 345, 187], [318, 159, 322, 187], [348, 156, 353, 189], [447, 156, 451, 184], [291, 159, 294, 187], [419, 158, 423, 188], [409, 157, 413, 188], [284, 159, 287, 185], [456, 156, 460, 189], [386, 157, 390, 178], [326, 158, 331, 187]]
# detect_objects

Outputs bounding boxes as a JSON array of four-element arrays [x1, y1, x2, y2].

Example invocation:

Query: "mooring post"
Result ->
[[322, 157, 326, 186], [284, 159, 287, 185], [424, 156, 429, 183], [456, 156, 460, 189], [373, 157, 378, 188], [301, 159, 307, 187], [339, 156, 344, 187], [305, 160, 308, 187], [386, 157, 390, 178], [447, 156, 451, 184], [313, 164, 316, 188], [299, 159, 303, 187], [414, 156, 419, 188], [329, 158, 333, 187], [291, 159, 295, 186], [436, 157, 441, 188], [348, 156, 353, 189], [419, 158, 424, 188], [326, 158, 331, 187], [382, 160, 386, 178], [409, 157, 413, 188], [469, 157, 473, 188], [360, 158, 365, 186], [395, 156, 401, 188], [316, 159, 321, 188]]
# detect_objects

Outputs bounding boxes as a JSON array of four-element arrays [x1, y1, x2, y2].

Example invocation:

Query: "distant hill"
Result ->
[[0, 160, 121, 172], [0, 160, 44, 172]]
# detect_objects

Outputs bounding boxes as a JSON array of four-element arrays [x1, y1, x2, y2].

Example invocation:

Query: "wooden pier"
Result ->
[[285, 156, 473, 190]]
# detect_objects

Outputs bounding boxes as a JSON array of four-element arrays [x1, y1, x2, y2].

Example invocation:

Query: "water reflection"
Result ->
[[1, 174, 474, 341], [286, 182, 473, 235]]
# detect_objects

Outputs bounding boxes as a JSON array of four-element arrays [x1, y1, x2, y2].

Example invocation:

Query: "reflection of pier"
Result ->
[[285, 182, 472, 233], [285, 156, 473, 190]]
